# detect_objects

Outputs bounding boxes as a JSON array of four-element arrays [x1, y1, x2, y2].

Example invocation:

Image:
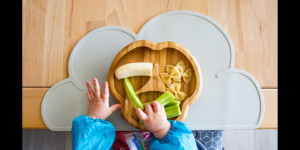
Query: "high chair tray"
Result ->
[[41, 10, 264, 131]]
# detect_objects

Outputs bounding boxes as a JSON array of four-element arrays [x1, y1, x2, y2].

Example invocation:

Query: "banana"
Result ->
[[115, 62, 153, 80]]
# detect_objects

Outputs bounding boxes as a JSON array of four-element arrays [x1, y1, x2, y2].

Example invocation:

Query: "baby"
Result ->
[[71, 78, 222, 150]]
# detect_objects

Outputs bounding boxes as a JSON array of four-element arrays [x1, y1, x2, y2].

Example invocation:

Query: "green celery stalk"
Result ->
[[156, 91, 175, 106], [142, 91, 175, 107], [165, 103, 181, 118], [139, 119, 143, 125], [124, 77, 144, 110], [165, 100, 180, 107]]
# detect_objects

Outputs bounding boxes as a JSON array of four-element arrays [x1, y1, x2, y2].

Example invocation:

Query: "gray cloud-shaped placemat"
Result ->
[[41, 10, 264, 131]]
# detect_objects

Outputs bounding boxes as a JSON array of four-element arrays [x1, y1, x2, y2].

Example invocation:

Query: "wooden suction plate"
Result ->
[[107, 40, 203, 130]]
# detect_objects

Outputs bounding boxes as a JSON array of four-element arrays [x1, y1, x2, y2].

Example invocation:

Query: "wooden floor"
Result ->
[[22, 129, 277, 150]]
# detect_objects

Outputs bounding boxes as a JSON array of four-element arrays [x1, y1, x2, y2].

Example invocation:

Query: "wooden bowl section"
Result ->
[[108, 40, 202, 130]]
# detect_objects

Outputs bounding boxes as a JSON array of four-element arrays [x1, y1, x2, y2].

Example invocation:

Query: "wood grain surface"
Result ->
[[22, 0, 277, 129]]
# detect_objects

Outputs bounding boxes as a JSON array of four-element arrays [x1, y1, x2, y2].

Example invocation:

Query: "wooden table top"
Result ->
[[22, 0, 277, 129]]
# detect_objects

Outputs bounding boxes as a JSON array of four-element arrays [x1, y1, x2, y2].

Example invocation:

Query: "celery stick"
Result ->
[[165, 100, 180, 107], [156, 91, 175, 106], [142, 91, 175, 107], [139, 119, 143, 125], [165, 103, 181, 118], [164, 103, 179, 112], [124, 78, 144, 110]]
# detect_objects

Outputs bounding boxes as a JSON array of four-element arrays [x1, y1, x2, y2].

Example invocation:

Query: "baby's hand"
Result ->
[[136, 101, 171, 139], [86, 78, 121, 120]]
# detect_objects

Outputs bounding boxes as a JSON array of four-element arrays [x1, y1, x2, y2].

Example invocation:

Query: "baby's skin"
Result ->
[[86, 78, 171, 139]]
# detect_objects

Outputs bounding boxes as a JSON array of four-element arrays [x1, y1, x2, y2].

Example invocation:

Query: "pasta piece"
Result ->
[[160, 60, 191, 89], [176, 60, 186, 72], [160, 73, 172, 86], [165, 65, 175, 74], [169, 66, 181, 82], [168, 84, 178, 98], [177, 91, 187, 101], [168, 83, 187, 101], [169, 83, 187, 101], [183, 69, 192, 84], [176, 65, 184, 75]]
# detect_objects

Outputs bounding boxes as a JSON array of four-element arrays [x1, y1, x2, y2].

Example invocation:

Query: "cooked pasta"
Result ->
[[169, 66, 181, 82], [168, 83, 187, 101], [160, 60, 192, 92], [176, 60, 186, 73], [165, 65, 175, 74], [183, 69, 192, 84], [160, 73, 172, 86]]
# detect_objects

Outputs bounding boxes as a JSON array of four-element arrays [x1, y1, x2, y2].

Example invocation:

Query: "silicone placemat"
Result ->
[[41, 10, 264, 131]]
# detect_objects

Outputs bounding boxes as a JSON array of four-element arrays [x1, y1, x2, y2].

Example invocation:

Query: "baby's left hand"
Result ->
[[86, 78, 121, 120]]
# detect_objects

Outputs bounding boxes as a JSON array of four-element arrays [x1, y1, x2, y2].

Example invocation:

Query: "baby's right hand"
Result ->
[[136, 101, 171, 139]]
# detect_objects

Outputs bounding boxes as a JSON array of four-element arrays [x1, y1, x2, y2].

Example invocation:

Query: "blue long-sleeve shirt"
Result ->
[[72, 115, 197, 150]]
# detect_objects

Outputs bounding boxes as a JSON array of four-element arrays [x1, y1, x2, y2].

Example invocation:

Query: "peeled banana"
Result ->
[[115, 62, 153, 80]]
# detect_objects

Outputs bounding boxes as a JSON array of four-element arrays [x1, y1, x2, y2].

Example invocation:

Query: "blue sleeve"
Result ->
[[149, 120, 197, 150], [71, 115, 116, 150]]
